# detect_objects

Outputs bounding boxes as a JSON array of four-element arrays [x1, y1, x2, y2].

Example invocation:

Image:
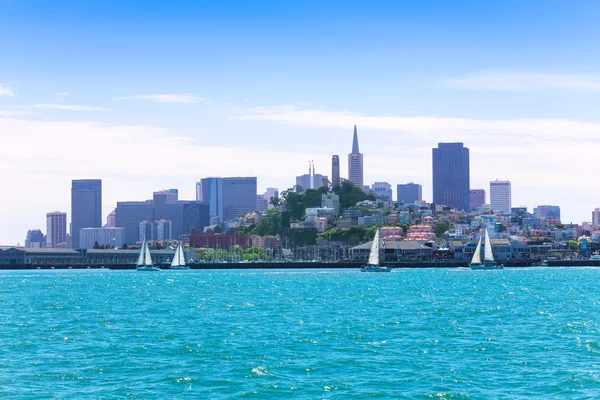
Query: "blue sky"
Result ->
[[2, 0, 600, 243]]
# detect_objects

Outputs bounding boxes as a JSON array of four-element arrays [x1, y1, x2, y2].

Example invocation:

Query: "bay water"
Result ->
[[1, 268, 600, 398]]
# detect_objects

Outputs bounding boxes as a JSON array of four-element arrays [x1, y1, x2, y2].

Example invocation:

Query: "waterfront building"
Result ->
[[406, 224, 436, 241], [397, 183, 422, 205], [46, 211, 67, 249], [432, 143, 470, 212], [348, 125, 364, 188], [163, 201, 210, 240], [372, 182, 392, 201], [199, 177, 224, 223], [222, 177, 258, 221], [470, 189, 486, 211], [115, 200, 154, 245], [71, 179, 102, 248], [79, 227, 125, 249], [533, 205, 561, 221], [188, 233, 251, 249], [25, 229, 45, 248], [322, 193, 340, 217], [153, 189, 178, 220], [490, 180, 511, 214], [331, 155, 340, 188]]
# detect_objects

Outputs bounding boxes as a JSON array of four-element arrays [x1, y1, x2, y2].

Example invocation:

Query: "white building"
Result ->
[[321, 193, 340, 217], [371, 182, 392, 200], [79, 227, 125, 249], [490, 180, 511, 214]]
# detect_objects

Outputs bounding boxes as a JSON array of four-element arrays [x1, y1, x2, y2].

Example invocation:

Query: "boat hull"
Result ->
[[470, 264, 503, 270], [360, 266, 392, 272], [136, 266, 161, 271], [170, 266, 190, 270]]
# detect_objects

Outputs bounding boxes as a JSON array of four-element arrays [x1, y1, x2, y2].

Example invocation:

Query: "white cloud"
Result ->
[[0, 84, 15, 97], [51, 92, 71, 100], [120, 93, 203, 103], [444, 72, 600, 92], [23, 104, 109, 111]]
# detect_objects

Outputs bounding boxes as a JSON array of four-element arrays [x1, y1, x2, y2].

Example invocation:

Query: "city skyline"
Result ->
[[4, 1, 600, 243]]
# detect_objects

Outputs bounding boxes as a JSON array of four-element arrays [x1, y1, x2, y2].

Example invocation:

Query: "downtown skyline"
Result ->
[[3, 1, 600, 244]]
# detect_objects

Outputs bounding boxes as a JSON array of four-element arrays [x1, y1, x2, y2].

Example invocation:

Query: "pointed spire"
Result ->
[[352, 125, 360, 154]]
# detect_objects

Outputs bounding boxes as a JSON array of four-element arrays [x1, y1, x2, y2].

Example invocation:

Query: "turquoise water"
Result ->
[[1, 268, 600, 398]]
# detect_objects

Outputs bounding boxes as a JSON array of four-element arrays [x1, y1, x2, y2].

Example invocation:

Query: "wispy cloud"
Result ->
[[444, 72, 600, 92], [50, 92, 71, 100], [119, 93, 203, 103], [23, 104, 109, 111], [0, 84, 15, 97]]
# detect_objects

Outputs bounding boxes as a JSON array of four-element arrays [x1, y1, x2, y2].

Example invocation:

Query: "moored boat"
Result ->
[[360, 227, 391, 272], [470, 229, 503, 270], [170, 242, 190, 270], [136, 240, 161, 271]]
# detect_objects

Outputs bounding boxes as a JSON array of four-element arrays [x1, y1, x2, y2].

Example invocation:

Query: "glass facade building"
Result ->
[[71, 179, 102, 248], [432, 143, 471, 212], [115, 200, 154, 245], [397, 183, 423, 204], [200, 177, 224, 224], [222, 177, 257, 222]]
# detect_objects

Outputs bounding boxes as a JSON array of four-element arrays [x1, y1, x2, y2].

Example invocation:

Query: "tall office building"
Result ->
[[533, 205, 561, 221], [154, 219, 172, 241], [348, 125, 364, 188], [200, 177, 224, 224], [296, 162, 327, 191], [106, 210, 116, 228], [593, 208, 600, 227], [432, 143, 470, 212], [331, 155, 340, 188], [115, 200, 154, 245], [371, 182, 392, 200], [256, 195, 269, 213], [490, 180, 511, 214], [470, 189, 486, 211], [79, 227, 125, 249], [25, 229, 45, 248], [263, 188, 279, 209], [397, 183, 423, 204], [71, 179, 102, 248], [153, 189, 178, 220], [46, 211, 67, 249], [163, 201, 210, 239], [222, 177, 258, 221]]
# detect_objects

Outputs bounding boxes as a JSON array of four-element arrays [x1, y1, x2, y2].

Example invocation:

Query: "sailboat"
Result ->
[[470, 229, 503, 270], [360, 227, 391, 272], [170, 242, 190, 270], [136, 240, 161, 271]]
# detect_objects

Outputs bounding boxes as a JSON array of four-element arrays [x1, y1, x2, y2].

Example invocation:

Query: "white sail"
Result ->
[[367, 228, 380, 266], [471, 237, 482, 265], [136, 240, 146, 266], [144, 242, 154, 266], [179, 244, 186, 265], [484, 229, 494, 263], [171, 242, 185, 267]]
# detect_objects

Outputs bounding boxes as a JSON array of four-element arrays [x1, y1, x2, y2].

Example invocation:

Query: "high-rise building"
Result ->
[[46, 211, 67, 249], [331, 155, 340, 188], [296, 162, 327, 191], [79, 227, 125, 249], [139, 220, 154, 242], [25, 229, 45, 248], [256, 195, 269, 213], [153, 189, 178, 220], [348, 125, 364, 188], [163, 201, 210, 239], [199, 177, 224, 224], [115, 200, 154, 245], [432, 143, 470, 212], [222, 177, 258, 221], [71, 179, 102, 248], [371, 182, 392, 200], [593, 208, 600, 227], [263, 188, 279, 209], [534, 205, 561, 221], [397, 183, 422, 204], [154, 220, 172, 241], [490, 180, 511, 214], [106, 210, 116, 228], [470, 189, 486, 211]]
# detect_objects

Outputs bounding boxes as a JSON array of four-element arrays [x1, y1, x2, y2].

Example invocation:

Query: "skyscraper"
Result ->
[[296, 162, 327, 191], [163, 201, 210, 239], [153, 189, 178, 220], [25, 229, 45, 248], [46, 211, 67, 249], [348, 125, 364, 188], [490, 180, 511, 214], [432, 143, 470, 212], [71, 179, 102, 248], [397, 183, 423, 204], [222, 177, 258, 221], [371, 182, 392, 200], [593, 208, 600, 227], [470, 189, 486, 211], [115, 200, 154, 245], [200, 177, 224, 224], [533, 205, 561, 221], [331, 155, 340, 188]]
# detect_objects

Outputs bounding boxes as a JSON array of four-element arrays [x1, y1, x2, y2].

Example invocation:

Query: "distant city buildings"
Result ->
[[256, 195, 269, 213], [222, 177, 258, 222], [534, 205, 561, 221], [593, 208, 600, 227], [199, 177, 224, 224], [348, 125, 364, 188], [296, 162, 327, 191], [106, 210, 116, 228], [115, 200, 154, 245], [263, 188, 279, 209], [470, 189, 486, 211], [71, 179, 102, 248], [371, 182, 392, 200], [397, 183, 423, 204], [46, 211, 67, 249], [25, 229, 45, 248], [322, 193, 340, 217], [331, 155, 340, 188], [432, 143, 470, 212], [490, 180, 511, 214], [153, 189, 178, 220], [79, 227, 125, 249]]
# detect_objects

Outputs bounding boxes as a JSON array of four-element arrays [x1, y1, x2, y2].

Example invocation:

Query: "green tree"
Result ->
[[568, 240, 579, 251], [434, 221, 450, 237], [244, 246, 266, 261], [555, 223, 565, 229]]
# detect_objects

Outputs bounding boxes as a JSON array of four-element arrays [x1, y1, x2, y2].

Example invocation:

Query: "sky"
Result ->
[[2, 0, 600, 244]]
